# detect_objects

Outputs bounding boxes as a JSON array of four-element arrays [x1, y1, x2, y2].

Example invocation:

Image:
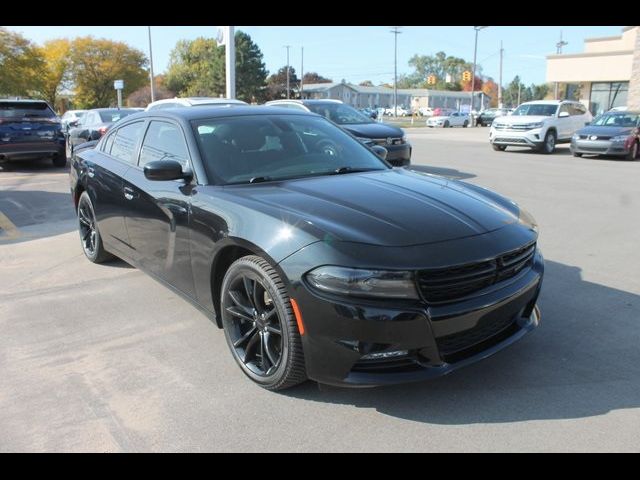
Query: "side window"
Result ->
[[110, 121, 144, 164], [572, 103, 587, 115], [559, 104, 571, 117], [139, 121, 190, 168], [102, 131, 115, 155]]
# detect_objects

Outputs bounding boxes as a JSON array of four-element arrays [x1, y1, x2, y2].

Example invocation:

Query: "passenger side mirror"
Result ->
[[144, 160, 190, 181], [370, 145, 388, 161], [559, 111, 570, 118]]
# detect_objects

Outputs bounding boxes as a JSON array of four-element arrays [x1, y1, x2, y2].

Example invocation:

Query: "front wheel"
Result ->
[[443, 121, 450, 128], [540, 131, 556, 154], [221, 255, 307, 391], [77, 191, 114, 263], [492, 144, 507, 151], [573, 152, 583, 157], [463, 120, 469, 128]]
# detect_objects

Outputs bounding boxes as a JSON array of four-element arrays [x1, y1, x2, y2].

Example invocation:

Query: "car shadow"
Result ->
[[286, 259, 640, 425], [0, 190, 76, 244], [0, 159, 68, 173], [408, 165, 476, 180], [504, 146, 572, 156]]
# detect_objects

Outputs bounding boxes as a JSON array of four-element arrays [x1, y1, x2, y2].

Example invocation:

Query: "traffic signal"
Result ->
[[462, 70, 472, 82], [427, 75, 436, 85]]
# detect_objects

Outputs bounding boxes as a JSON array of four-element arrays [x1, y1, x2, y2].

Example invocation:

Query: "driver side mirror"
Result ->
[[559, 111, 570, 118], [370, 145, 388, 161], [144, 160, 191, 181]]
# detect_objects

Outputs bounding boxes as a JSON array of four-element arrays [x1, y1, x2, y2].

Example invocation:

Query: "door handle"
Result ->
[[123, 186, 138, 201]]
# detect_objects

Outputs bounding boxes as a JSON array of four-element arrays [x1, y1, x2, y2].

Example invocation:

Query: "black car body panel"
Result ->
[[70, 106, 543, 387], [0, 100, 65, 161]]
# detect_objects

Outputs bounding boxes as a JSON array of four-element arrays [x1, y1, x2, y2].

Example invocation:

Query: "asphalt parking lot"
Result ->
[[1, 127, 639, 452]]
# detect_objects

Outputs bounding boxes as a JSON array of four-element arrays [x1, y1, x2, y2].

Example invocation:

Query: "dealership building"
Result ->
[[546, 26, 640, 114]]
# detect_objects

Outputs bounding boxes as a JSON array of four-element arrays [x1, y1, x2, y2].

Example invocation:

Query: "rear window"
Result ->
[[0, 101, 56, 119]]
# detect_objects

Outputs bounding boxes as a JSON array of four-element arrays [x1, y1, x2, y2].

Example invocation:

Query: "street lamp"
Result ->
[[471, 26, 488, 123], [390, 26, 402, 117]]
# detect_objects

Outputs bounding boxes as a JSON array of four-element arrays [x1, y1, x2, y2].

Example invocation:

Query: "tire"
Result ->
[[573, 152, 583, 157], [65, 138, 72, 160], [220, 255, 307, 391], [443, 121, 450, 128], [492, 144, 507, 151], [52, 153, 67, 167], [463, 120, 469, 128], [539, 130, 556, 154], [625, 141, 638, 161], [77, 191, 114, 263]]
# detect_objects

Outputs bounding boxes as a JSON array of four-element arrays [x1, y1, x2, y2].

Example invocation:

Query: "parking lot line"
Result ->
[[0, 210, 21, 239]]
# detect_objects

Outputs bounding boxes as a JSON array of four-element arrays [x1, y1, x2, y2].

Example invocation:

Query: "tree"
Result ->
[[481, 79, 499, 107], [165, 32, 267, 103], [406, 51, 473, 89], [0, 27, 44, 97], [303, 72, 333, 84], [265, 66, 299, 100], [69, 37, 148, 108], [37, 39, 72, 107], [461, 75, 484, 92], [127, 75, 175, 107]]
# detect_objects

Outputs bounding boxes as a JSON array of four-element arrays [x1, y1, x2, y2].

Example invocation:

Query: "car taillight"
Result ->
[[98, 127, 108, 136]]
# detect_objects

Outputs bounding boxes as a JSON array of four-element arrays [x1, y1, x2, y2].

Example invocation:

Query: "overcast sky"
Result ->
[[5, 26, 625, 86]]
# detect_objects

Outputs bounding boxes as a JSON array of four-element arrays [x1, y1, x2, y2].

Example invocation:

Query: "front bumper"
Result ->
[[0, 139, 65, 160], [283, 246, 544, 387], [489, 127, 543, 148], [383, 143, 411, 166], [570, 139, 630, 156]]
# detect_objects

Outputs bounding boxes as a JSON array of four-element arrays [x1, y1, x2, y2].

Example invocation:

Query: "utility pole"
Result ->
[[225, 26, 236, 99], [390, 26, 402, 117], [471, 26, 488, 122], [147, 26, 156, 103], [284, 45, 291, 99], [498, 41, 503, 108], [300, 46, 304, 99], [555, 31, 568, 100], [517, 82, 522, 106]]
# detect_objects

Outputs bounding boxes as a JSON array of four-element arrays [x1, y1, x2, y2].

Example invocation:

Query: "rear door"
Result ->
[[122, 119, 196, 296]]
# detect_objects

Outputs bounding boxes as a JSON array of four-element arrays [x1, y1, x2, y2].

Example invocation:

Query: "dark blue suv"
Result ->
[[0, 99, 66, 167]]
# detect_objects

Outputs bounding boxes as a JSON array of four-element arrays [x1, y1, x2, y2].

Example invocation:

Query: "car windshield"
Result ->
[[98, 110, 136, 123], [305, 103, 373, 125], [511, 103, 558, 116], [591, 113, 639, 127], [75, 111, 87, 118], [193, 114, 389, 185], [0, 101, 56, 119]]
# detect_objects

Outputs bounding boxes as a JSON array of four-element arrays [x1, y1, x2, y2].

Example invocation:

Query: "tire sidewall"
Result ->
[[542, 130, 556, 154], [78, 191, 100, 262], [220, 258, 294, 388]]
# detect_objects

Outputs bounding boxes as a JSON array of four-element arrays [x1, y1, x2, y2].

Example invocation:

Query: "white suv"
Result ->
[[145, 97, 247, 111], [489, 100, 592, 154]]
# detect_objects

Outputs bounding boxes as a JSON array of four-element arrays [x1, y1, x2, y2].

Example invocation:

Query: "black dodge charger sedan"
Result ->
[[70, 106, 543, 390]]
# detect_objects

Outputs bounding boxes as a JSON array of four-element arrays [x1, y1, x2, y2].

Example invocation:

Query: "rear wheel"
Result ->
[[573, 152, 583, 157], [492, 144, 507, 151], [221, 255, 307, 391], [77, 191, 114, 263]]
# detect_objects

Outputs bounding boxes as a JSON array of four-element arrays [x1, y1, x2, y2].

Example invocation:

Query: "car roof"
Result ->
[[124, 105, 319, 122], [0, 98, 49, 103], [149, 97, 247, 107], [267, 99, 343, 105], [520, 100, 572, 105]]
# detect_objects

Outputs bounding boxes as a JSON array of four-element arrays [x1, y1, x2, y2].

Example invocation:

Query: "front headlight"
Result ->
[[528, 122, 544, 129], [572, 133, 580, 140], [611, 135, 629, 142], [306, 266, 419, 299], [401, 135, 407, 142]]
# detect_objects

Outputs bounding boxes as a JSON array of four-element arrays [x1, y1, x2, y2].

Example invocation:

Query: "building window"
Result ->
[[590, 82, 629, 115]]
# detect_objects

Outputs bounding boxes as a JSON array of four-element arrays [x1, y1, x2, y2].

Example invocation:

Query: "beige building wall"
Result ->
[[583, 26, 637, 53], [628, 29, 640, 109], [546, 51, 633, 83]]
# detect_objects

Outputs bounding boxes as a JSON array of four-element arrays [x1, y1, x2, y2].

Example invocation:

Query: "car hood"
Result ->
[[576, 125, 634, 137], [215, 169, 521, 247], [494, 115, 550, 125], [341, 122, 404, 139]]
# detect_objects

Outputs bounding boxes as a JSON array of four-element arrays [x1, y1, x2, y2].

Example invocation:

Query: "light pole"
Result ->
[[284, 45, 291, 99], [471, 26, 488, 122], [554, 31, 568, 99], [390, 27, 402, 117], [147, 26, 156, 103]]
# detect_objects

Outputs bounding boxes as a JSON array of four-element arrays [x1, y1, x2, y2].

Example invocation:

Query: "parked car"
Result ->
[[70, 106, 543, 390], [432, 107, 456, 117], [426, 111, 470, 128], [570, 110, 640, 160], [265, 99, 411, 166], [67, 108, 139, 158], [475, 108, 509, 127], [0, 99, 66, 167], [383, 106, 409, 116], [146, 97, 247, 111], [60, 109, 88, 133], [489, 100, 592, 154], [418, 106, 434, 117], [358, 107, 378, 120]]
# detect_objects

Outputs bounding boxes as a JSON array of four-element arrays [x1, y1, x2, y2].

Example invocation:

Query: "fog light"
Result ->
[[361, 349, 409, 360]]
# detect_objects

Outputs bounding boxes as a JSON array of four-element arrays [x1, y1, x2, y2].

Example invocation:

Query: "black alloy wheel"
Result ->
[[77, 191, 113, 263], [221, 255, 307, 390]]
